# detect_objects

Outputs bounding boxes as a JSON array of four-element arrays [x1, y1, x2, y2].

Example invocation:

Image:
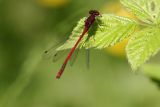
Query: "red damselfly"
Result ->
[[44, 10, 100, 79]]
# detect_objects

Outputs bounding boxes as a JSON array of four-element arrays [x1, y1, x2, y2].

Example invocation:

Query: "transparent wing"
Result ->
[[43, 41, 63, 58], [86, 49, 90, 69], [69, 49, 79, 66], [43, 31, 73, 62], [52, 50, 69, 62], [43, 40, 69, 62]]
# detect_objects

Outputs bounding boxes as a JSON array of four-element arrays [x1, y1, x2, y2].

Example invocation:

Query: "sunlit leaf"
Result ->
[[126, 27, 160, 70], [120, 0, 160, 25], [56, 14, 137, 51]]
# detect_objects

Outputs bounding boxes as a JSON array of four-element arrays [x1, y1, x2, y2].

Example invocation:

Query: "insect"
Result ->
[[45, 10, 100, 79]]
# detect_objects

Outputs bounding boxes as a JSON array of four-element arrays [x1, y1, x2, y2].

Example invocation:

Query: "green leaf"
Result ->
[[57, 14, 137, 51], [126, 27, 160, 70], [142, 64, 160, 80], [120, 0, 160, 25]]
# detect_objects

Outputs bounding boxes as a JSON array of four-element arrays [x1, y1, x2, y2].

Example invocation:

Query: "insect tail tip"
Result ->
[[56, 71, 62, 79], [56, 74, 60, 79], [56, 76, 60, 79]]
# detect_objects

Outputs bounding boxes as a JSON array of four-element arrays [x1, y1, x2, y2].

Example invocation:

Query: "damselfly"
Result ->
[[44, 10, 101, 79]]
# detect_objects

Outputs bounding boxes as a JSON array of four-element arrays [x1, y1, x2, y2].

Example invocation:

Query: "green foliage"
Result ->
[[126, 27, 160, 70], [55, 0, 160, 72], [121, 0, 160, 71], [142, 64, 160, 87], [57, 14, 137, 50], [143, 64, 160, 80], [120, 0, 160, 25]]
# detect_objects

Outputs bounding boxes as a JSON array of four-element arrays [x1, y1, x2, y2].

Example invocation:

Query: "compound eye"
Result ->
[[89, 10, 94, 14], [89, 10, 100, 15]]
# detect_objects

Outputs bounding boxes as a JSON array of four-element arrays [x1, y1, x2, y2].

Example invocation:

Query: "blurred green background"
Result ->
[[0, 0, 160, 107]]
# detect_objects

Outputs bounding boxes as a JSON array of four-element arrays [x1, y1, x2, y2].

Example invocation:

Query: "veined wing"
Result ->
[[43, 41, 69, 62], [86, 49, 90, 69], [43, 32, 73, 62], [69, 49, 80, 66]]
